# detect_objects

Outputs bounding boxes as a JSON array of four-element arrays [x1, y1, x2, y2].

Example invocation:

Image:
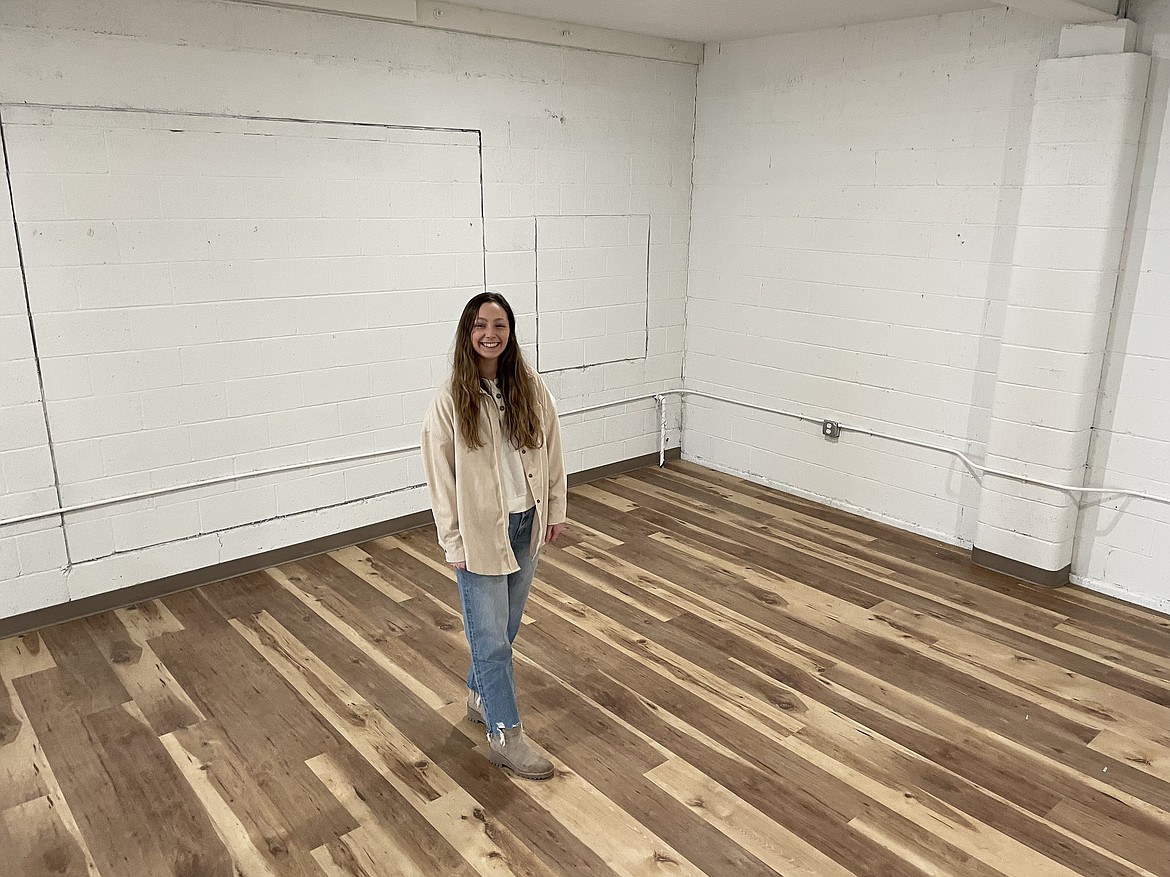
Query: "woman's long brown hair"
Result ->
[[451, 292, 544, 451]]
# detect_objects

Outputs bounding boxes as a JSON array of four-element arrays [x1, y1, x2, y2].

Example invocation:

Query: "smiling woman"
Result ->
[[420, 291, 567, 780], [471, 304, 510, 362], [449, 293, 546, 455]]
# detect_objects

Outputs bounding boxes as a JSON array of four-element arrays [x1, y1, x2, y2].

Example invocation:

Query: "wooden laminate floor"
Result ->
[[2, 460, 1169, 877]]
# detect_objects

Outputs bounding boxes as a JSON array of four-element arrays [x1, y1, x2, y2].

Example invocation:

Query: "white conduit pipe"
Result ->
[[0, 393, 666, 529], [0, 445, 422, 529], [686, 392, 1170, 506], [4, 388, 1169, 530], [841, 424, 1170, 503]]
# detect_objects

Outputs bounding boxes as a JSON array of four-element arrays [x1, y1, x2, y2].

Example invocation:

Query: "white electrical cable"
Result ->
[[4, 387, 1168, 530]]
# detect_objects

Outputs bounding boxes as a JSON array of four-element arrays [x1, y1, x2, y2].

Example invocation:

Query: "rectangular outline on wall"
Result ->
[[534, 212, 651, 374], [0, 106, 72, 564], [0, 102, 488, 561], [1, 101, 487, 283]]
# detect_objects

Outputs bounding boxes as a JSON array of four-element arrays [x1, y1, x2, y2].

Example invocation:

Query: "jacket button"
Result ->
[[521, 449, 525, 454], [499, 406, 504, 412]]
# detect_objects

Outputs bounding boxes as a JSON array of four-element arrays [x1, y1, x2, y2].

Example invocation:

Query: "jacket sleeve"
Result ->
[[420, 395, 465, 564], [542, 380, 568, 526]]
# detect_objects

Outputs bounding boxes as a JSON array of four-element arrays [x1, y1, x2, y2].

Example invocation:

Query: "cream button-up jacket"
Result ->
[[421, 374, 567, 576]]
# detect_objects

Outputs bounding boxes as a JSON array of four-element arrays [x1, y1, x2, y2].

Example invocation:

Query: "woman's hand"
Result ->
[[451, 561, 467, 570], [545, 523, 565, 544]]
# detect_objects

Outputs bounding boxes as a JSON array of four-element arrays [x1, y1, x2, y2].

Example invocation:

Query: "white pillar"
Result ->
[[973, 23, 1148, 585]]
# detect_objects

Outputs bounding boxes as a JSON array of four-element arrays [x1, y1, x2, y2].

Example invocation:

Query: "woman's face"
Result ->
[[470, 301, 510, 364]]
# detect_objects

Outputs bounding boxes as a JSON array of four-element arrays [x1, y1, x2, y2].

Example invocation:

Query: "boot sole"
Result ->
[[487, 749, 554, 780], [466, 706, 486, 725]]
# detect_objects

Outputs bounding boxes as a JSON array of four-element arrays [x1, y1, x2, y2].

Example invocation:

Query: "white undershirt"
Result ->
[[485, 379, 534, 513]]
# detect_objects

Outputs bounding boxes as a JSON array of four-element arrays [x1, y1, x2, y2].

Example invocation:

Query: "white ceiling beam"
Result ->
[[989, 0, 1117, 24], [228, 0, 703, 64], [414, 1, 703, 64], [235, 0, 419, 23]]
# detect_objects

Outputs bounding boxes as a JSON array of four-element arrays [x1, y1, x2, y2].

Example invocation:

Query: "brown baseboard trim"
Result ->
[[567, 447, 680, 487], [0, 509, 437, 640], [971, 547, 1070, 588], [0, 448, 681, 639]]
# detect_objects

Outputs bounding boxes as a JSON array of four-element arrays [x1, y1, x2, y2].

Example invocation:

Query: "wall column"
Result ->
[[973, 21, 1149, 584]]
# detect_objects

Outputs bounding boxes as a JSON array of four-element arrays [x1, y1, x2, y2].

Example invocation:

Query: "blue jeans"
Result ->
[[456, 506, 539, 734]]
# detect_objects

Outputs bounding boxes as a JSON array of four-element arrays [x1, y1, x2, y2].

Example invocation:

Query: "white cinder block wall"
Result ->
[[5, 0, 1170, 622], [1076, 0, 1170, 610], [685, 10, 1061, 546], [0, 0, 693, 618], [685, 5, 1170, 612]]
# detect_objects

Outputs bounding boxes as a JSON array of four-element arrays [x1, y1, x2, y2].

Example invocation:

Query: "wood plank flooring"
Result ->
[[2, 459, 1169, 877]]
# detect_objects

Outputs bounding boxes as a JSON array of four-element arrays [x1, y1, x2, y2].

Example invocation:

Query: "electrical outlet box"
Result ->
[[822, 419, 840, 439]]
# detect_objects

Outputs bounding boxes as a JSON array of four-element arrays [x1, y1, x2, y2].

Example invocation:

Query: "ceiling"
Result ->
[[450, 0, 996, 44], [446, 0, 1120, 44]]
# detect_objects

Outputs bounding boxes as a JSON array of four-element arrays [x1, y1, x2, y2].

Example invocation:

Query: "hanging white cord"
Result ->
[[656, 394, 667, 467]]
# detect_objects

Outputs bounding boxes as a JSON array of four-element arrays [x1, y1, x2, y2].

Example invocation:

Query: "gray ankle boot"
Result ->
[[466, 689, 485, 725], [488, 726, 554, 780]]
